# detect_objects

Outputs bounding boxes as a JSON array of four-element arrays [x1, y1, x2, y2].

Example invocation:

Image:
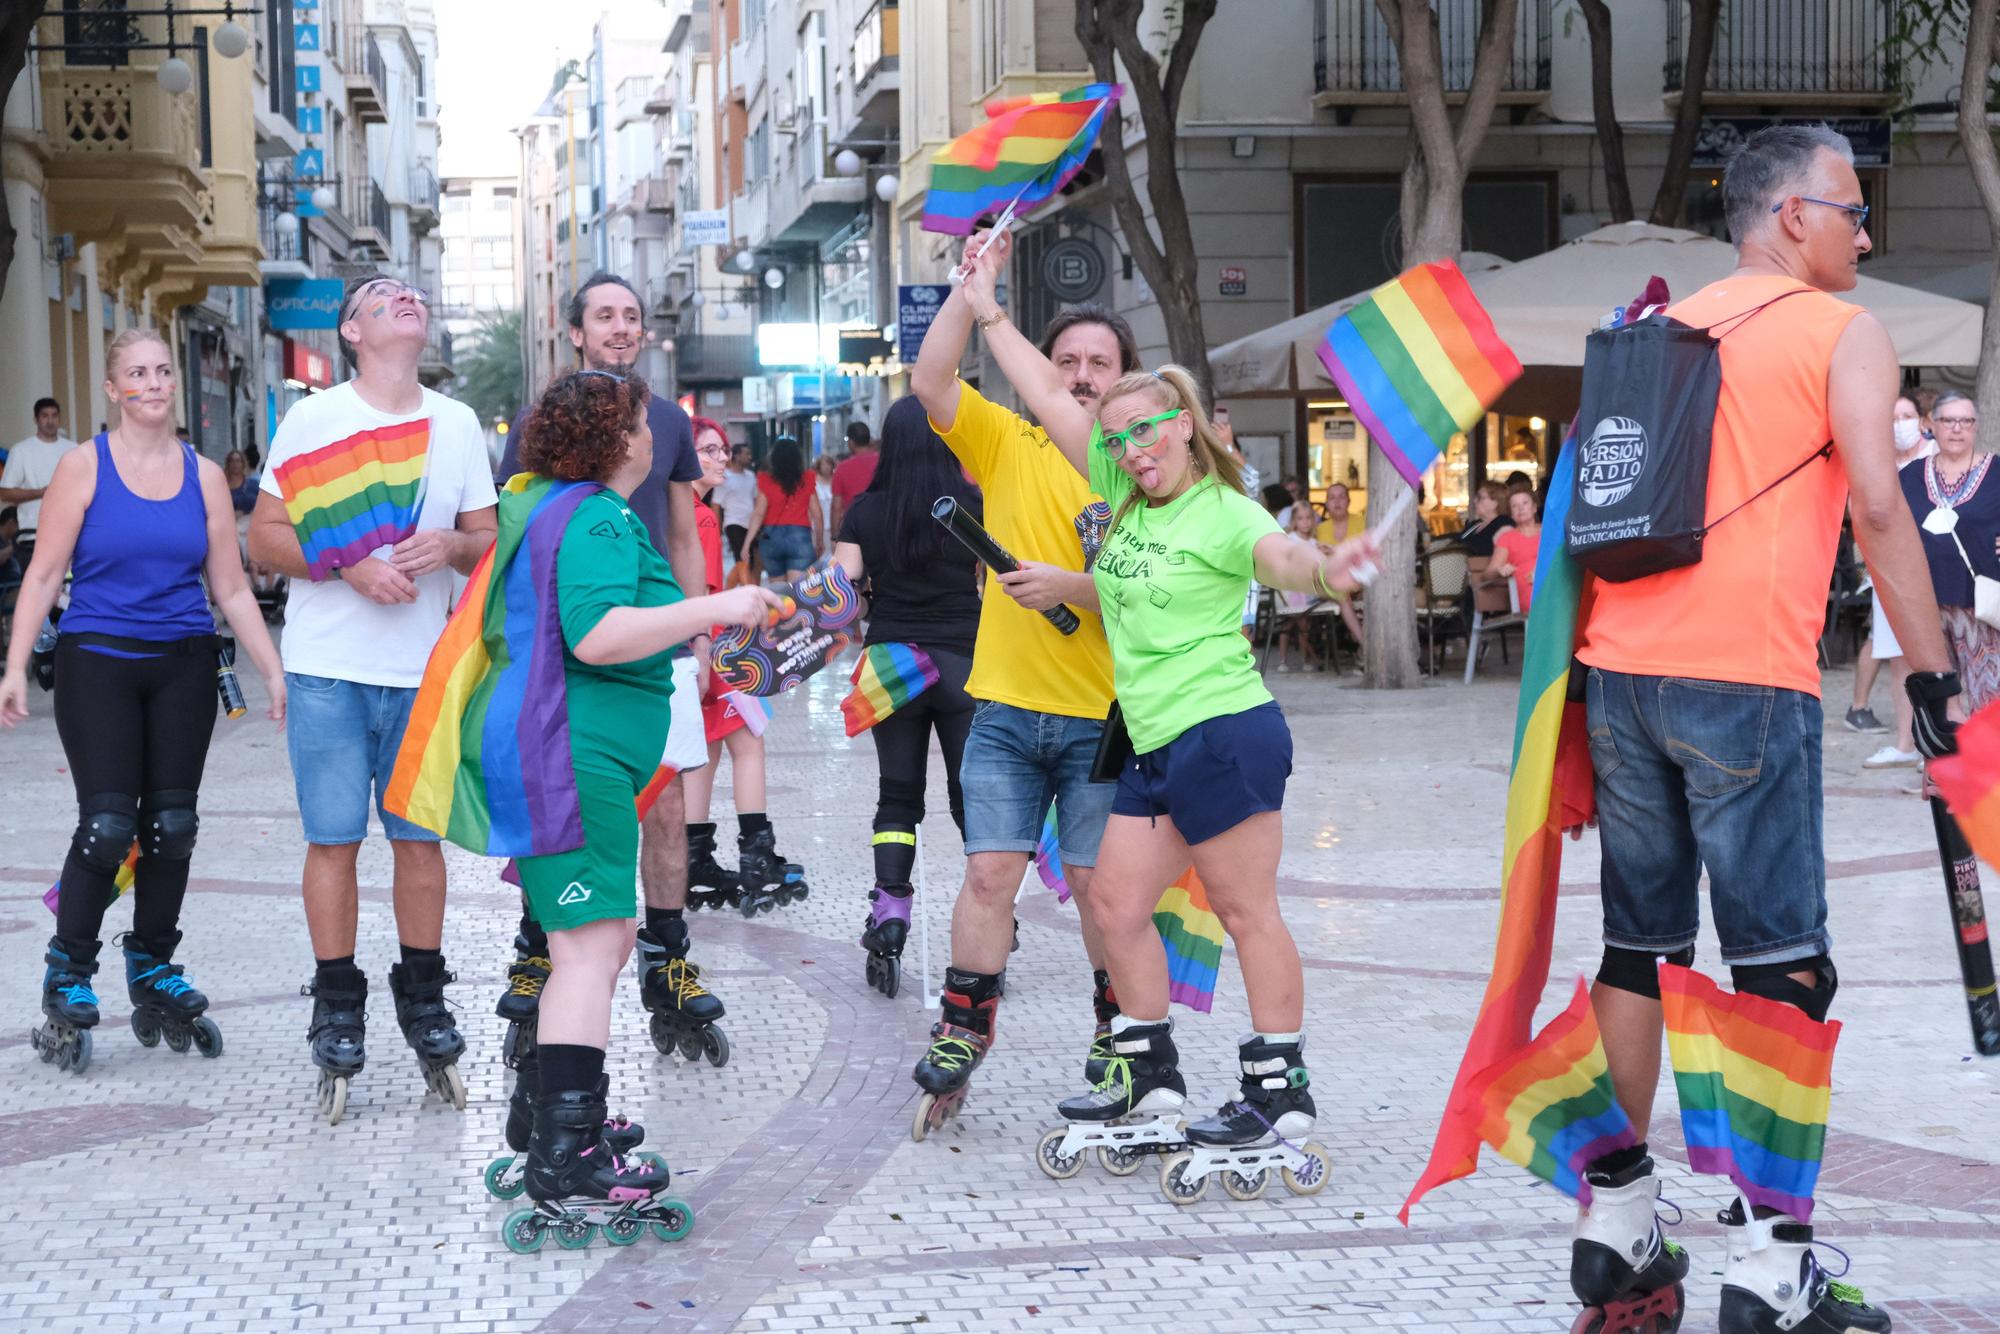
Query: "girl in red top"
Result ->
[[741, 437, 822, 583], [1488, 489, 1542, 614]]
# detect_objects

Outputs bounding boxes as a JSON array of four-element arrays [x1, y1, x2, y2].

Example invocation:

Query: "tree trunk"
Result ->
[[1959, 0, 2000, 433], [1579, 0, 1634, 223], [1650, 0, 1718, 226], [0, 3, 50, 311]]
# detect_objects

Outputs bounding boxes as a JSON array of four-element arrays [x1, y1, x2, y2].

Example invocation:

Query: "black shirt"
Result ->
[[1455, 515, 1512, 559], [838, 492, 982, 657], [502, 393, 701, 559]]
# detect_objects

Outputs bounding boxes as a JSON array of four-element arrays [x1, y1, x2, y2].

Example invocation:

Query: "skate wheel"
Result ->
[[648, 1012, 675, 1057], [676, 1032, 702, 1061], [319, 1072, 350, 1126], [1160, 1151, 1209, 1206], [553, 1218, 595, 1249], [1222, 1169, 1269, 1201], [1097, 1145, 1146, 1177], [501, 1209, 547, 1254], [484, 1156, 525, 1201], [603, 1215, 646, 1246], [1569, 1312, 1605, 1334], [63, 1030, 92, 1076], [650, 1199, 695, 1241], [165, 1025, 192, 1054], [131, 1015, 160, 1048], [912, 1091, 962, 1142], [432, 1061, 468, 1111], [1282, 1143, 1332, 1197], [702, 1027, 729, 1068], [192, 1017, 223, 1059], [33, 1029, 56, 1063], [1035, 1127, 1085, 1181]]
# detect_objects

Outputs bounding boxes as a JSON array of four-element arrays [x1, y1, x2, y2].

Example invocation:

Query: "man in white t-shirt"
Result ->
[[0, 397, 78, 565], [716, 441, 758, 565], [249, 273, 497, 1115]]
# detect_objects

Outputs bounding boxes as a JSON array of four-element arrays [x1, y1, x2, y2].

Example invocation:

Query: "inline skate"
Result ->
[[119, 930, 221, 1057], [1038, 1017, 1187, 1180], [389, 955, 467, 1110], [685, 822, 741, 912], [736, 821, 807, 916], [860, 883, 912, 997], [635, 921, 729, 1067], [500, 1087, 694, 1252], [494, 931, 550, 1067], [1717, 1196, 1890, 1334], [485, 1024, 661, 1199], [31, 936, 100, 1075], [911, 971, 1002, 1141], [304, 968, 367, 1124], [1158, 1035, 1331, 1204], [1569, 1149, 1687, 1334]]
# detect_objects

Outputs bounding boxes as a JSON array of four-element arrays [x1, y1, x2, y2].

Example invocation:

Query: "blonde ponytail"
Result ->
[[1099, 364, 1245, 535]]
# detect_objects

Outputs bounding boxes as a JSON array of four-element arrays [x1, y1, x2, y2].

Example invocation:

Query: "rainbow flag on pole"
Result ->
[[384, 474, 599, 858], [1316, 260, 1523, 488], [841, 642, 939, 737], [1661, 963, 1839, 1222], [1153, 868, 1223, 1014], [43, 842, 138, 914], [922, 84, 1123, 235], [1928, 702, 2000, 869], [273, 418, 430, 581], [1474, 978, 1636, 1205]]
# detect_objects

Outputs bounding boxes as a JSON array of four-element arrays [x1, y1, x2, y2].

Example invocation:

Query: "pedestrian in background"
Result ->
[[830, 418, 879, 535], [1902, 390, 2000, 710], [0, 396, 78, 571], [742, 436, 822, 584]]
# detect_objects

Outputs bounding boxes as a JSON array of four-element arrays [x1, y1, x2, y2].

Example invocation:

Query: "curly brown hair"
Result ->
[[518, 370, 650, 481]]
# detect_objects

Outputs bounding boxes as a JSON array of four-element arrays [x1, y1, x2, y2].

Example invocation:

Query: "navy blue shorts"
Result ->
[[1112, 701, 1292, 845]]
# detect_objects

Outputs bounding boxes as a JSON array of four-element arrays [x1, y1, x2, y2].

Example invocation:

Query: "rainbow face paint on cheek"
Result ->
[[122, 390, 143, 402], [370, 303, 389, 318]]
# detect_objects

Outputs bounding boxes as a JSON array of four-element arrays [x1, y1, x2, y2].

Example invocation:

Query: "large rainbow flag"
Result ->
[[922, 84, 1122, 235], [1317, 261, 1523, 488], [842, 642, 938, 737], [1474, 978, 1636, 1206], [1662, 963, 1839, 1222], [383, 474, 599, 858], [273, 418, 430, 581], [1403, 431, 1595, 1221], [1153, 868, 1223, 1014]]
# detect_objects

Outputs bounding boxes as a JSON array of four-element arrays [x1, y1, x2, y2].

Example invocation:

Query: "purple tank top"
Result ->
[[60, 434, 214, 642]]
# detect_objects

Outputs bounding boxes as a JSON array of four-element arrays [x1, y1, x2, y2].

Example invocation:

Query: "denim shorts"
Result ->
[[285, 672, 441, 845], [960, 700, 1116, 867], [1586, 668, 1828, 965], [1113, 701, 1292, 845], [760, 524, 815, 577]]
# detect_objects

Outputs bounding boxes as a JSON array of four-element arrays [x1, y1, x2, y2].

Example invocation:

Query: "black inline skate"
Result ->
[[1161, 1034, 1331, 1204], [860, 883, 912, 997], [635, 921, 729, 1067], [501, 1087, 694, 1253], [1039, 1017, 1188, 1182], [485, 1025, 661, 1200], [736, 820, 807, 916], [1569, 1150, 1688, 1333], [119, 930, 221, 1058], [1717, 1196, 1890, 1334], [685, 822, 741, 912], [389, 955, 467, 1110], [494, 930, 550, 1067], [911, 971, 1000, 1141], [304, 967, 367, 1124], [31, 936, 100, 1075]]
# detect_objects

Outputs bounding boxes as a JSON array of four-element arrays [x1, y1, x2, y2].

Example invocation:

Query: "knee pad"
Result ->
[[1595, 945, 1695, 1000], [139, 789, 200, 861], [1732, 956, 1837, 1023], [875, 777, 927, 829], [71, 794, 139, 874]]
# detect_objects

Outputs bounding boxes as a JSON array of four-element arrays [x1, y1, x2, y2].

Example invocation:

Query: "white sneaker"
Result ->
[[1862, 746, 1920, 770]]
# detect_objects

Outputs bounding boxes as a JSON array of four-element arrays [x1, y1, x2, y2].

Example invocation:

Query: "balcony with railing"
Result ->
[[770, 123, 866, 246], [346, 35, 388, 123], [419, 326, 454, 386], [846, 1, 900, 132], [1664, 0, 1896, 105], [1312, 0, 1552, 108], [407, 164, 440, 231], [257, 198, 313, 279]]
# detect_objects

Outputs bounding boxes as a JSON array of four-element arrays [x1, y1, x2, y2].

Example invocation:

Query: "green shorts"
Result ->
[[515, 768, 641, 931]]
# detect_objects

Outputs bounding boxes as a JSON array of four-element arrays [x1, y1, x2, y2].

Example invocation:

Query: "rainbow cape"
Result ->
[[1403, 431, 1596, 1221], [1474, 977, 1636, 1205], [43, 842, 138, 914], [273, 417, 430, 581], [1317, 261, 1523, 488], [1153, 868, 1222, 1014], [1928, 701, 2000, 871], [1662, 963, 1839, 1222], [1034, 805, 1070, 904], [384, 474, 601, 858], [842, 642, 939, 737], [922, 83, 1122, 235]]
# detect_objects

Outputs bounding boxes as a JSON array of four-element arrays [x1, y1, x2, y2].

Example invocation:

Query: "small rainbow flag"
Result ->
[[384, 474, 599, 858], [1661, 963, 1840, 1223], [635, 765, 679, 821], [1316, 260, 1523, 488], [273, 418, 430, 581], [1034, 805, 1069, 904], [1474, 978, 1636, 1205], [43, 842, 138, 914], [726, 691, 771, 738], [841, 643, 939, 737], [922, 83, 1122, 235], [1153, 868, 1223, 1014], [1928, 702, 2000, 870]]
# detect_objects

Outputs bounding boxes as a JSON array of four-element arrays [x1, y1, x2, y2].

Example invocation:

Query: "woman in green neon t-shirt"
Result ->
[[956, 231, 1381, 1188]]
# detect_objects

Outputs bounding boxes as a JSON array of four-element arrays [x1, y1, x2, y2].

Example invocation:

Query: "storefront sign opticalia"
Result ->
[[266, 278, 345, 330]]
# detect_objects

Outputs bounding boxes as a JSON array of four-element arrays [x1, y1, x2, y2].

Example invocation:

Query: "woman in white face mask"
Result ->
[[1851, 392, 1948, 768], [1892, 392, 1936, 463]]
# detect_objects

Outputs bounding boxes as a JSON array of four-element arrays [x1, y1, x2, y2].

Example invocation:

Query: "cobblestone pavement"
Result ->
[[2, 656, 1996, 1333]]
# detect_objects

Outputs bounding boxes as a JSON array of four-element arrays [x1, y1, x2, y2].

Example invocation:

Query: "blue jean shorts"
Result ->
[[960, 700, 1116, 867], [1586, 668, 1828, 965], [284, 672, 440, 845], [760, 524, 815, 577], [1113, 701, 1292, 845]]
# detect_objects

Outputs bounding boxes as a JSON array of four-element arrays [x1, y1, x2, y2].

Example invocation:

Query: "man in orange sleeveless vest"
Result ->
[[1564, 126, 1958, 1334]]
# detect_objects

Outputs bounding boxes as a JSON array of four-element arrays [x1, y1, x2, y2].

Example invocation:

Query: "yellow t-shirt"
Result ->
[[931, 383, 1115, 719]]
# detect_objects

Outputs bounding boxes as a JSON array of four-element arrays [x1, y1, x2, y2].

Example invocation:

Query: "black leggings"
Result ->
[[868, 647, 974, 885], [52, 637, 218, 949]]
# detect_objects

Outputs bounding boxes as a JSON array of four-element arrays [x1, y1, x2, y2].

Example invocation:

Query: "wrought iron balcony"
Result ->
[[1312, 0, 1552, 106], [1664, 0, 1896, 103]]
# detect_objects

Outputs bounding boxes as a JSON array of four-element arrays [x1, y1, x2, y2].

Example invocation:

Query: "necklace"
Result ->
[[1927, 454, 1990, 509]]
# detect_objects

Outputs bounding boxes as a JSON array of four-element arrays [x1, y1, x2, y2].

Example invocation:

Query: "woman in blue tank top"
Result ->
[[0, 328, 284, 1075]]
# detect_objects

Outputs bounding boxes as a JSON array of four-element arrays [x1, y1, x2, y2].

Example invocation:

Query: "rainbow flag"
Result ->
[[1153, 868, 1223, 1014], [1928, 701, 2000, 869], [1033, 805, 1069, 904], [635, 765, 679, 821], [1403, 430, 1596, 1222], [1474, 978, 1636, 1205], [43, 842, 138, 914], [1662, 963, 1839, 1223], [273, 418, 430, 581], [922, 84, 1122, 235], [841, 643, 939, 737], [1316, 260, 1523, 488], [383, 474, 600, 858]]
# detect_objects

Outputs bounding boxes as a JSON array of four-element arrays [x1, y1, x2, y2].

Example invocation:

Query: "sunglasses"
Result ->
[[1771, 196, 1870, 235], [1095, 410, 1183, 460]]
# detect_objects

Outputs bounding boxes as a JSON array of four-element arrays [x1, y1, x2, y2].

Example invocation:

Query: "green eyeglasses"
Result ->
[[1095, 410, 1183, 460]]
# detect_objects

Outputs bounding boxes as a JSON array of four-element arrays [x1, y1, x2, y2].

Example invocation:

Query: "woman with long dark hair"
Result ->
[[741, 437, 822, 584], [831, 396, 983, 996]]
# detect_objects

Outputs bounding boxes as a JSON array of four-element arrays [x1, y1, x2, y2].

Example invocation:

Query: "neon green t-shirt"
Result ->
[[557, 491, 683, 780], [1088, 445, 1280, 753]]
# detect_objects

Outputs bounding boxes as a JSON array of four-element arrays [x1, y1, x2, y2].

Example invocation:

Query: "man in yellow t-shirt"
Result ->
[[907, 269, 1137, 1127]]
